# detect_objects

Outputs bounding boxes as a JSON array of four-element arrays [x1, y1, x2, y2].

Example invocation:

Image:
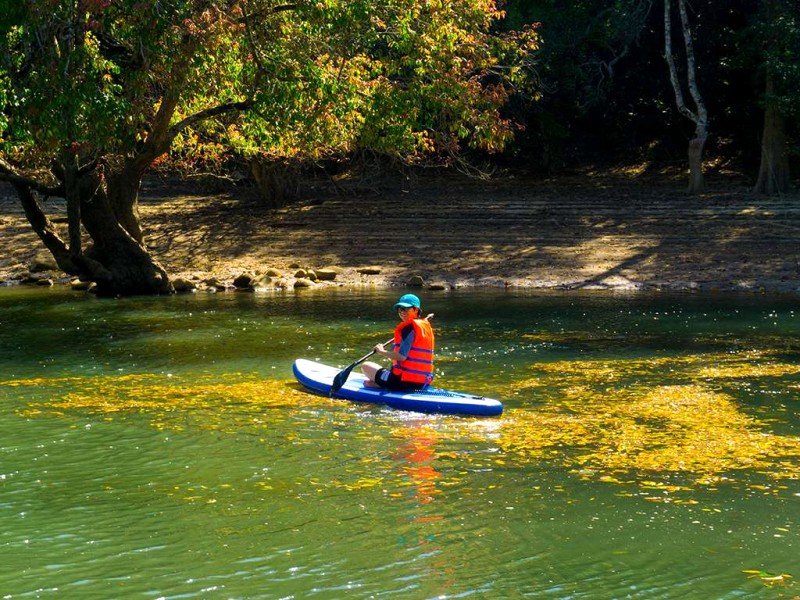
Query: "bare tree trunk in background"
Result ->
[[664, 0, 708, 194]]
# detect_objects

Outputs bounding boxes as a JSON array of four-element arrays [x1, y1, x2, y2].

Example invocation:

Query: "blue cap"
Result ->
[[393, 293, 421, 309]]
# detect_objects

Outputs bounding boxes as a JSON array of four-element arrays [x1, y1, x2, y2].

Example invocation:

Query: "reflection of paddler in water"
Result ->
[[394, 425, 442, 507], [391, 423, 445, 547], [391, 424, 456, 595]]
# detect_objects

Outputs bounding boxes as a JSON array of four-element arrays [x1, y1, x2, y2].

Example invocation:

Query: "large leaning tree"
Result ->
[[0, 0, 538, 296]]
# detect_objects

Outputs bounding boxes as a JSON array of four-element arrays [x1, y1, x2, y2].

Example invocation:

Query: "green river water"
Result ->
[[0, 286, 798, 599]]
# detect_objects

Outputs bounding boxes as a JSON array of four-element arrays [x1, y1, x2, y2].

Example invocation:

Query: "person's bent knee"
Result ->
[[361, 361, 380, 380]]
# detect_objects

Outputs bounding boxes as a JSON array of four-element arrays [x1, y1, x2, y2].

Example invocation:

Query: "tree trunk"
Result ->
[[5, 159, 172, 296], [79, 169, 173, 297], [753, 52, 792, 193], [664, 0, 709, 194], [687, 134, 706, 194], [250, 157, 299, 208], [14, 182, 79, 275], [107, 165, 146, 243]]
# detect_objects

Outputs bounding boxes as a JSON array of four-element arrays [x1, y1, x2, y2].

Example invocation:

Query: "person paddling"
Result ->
[[362, 294, 435, 390]]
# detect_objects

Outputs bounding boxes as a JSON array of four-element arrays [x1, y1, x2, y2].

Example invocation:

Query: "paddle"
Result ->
[[329, 313, 434, 397], [330, 337, 393, 397]]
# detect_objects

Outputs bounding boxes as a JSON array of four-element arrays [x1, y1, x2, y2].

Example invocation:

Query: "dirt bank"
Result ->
[[2, 169, 799, 294]]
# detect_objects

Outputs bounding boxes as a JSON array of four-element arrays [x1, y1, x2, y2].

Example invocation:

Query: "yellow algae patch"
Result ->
[[508, 350, 800, 393], [1, 376, 88, 388], [5, 372, 337, 434], [498, 349, 800, 489], [696, 362, 800, 379], [576, 385, 797, 475], [499, 387, 800, 489], [496, 411, 595, 461]]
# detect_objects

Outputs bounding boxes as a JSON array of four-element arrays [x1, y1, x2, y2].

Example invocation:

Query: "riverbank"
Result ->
[[2, 168, 799, 294]]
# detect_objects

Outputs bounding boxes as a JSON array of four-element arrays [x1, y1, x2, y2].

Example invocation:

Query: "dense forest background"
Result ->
[[501, 1, 798, 180], [162, 0, 800, 188]]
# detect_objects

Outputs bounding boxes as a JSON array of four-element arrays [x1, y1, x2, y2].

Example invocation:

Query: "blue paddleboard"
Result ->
[[292, 359, 503, 417]]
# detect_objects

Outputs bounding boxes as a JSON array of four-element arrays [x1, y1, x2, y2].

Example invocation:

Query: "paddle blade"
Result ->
[[329, 340, 388, 397], [329, 365, 354, 396]]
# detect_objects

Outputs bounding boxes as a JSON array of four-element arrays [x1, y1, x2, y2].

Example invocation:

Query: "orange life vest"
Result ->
[[391, 318, 435, 385]]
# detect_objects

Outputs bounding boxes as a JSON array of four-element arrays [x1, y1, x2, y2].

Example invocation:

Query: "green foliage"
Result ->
[[498, 0, 670, 166], [193, 0, 539, 165], [504, 0, 651, 109], [0, 0, 538, 171], [762, 0, 800, 118], [1, 0, 797, 179], [1, 1, 184, 160]]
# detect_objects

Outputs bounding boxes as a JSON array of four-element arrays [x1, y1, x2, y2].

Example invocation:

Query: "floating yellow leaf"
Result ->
[[742, 570, 793, 585]]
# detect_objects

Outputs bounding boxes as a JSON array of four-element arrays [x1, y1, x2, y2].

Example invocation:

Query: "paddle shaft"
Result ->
[[353, 337, 395, 367]]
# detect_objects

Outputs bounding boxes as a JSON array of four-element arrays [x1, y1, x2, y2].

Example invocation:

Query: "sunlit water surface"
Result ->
[[0, 286, 798, 599]]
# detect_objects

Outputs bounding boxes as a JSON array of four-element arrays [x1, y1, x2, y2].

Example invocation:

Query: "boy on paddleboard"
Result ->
[[362, 294, 435, 390]]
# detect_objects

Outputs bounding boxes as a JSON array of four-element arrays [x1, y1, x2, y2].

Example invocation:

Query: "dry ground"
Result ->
[[2, 169, 800, 293]]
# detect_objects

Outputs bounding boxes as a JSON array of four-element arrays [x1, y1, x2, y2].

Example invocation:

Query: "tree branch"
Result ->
[[0, 157, 65, 197], [63, 154, 83, 260], [12, 180, 79, 274], [238, 3, 298, 23], [166, 99, 253, 144]]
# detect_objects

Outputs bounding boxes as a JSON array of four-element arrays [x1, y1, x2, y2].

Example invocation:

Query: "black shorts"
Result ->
[[375, 368, 426, 391]]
